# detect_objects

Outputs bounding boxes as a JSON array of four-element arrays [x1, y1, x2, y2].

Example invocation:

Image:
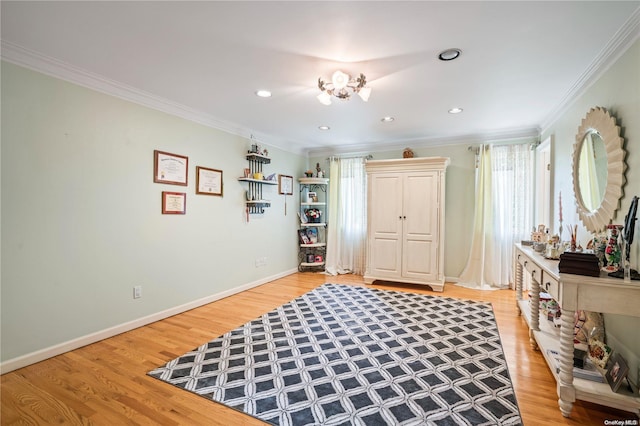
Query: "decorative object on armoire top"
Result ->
[[402, 147, 414, 158]]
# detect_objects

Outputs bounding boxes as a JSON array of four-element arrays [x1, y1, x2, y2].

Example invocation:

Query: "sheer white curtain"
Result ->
[[325, 157, 367, 275], [458, 143, 533, 289]]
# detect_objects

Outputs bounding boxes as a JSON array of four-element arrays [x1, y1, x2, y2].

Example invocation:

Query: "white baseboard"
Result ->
[[0, 269, 297, 374]]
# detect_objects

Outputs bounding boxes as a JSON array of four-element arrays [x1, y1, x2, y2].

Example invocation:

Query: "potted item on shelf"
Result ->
[[305, 208, 322, 223], [304, 170, 314, 177]]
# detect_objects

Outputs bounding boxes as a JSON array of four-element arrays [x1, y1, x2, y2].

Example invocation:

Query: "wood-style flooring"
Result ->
[[2, 273, 637, 425]]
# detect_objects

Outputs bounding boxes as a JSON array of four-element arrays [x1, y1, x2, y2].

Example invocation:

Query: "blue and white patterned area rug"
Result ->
[[148, 284, 522, 425]]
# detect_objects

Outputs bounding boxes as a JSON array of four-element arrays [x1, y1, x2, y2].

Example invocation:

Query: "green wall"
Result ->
[[542, 38, 640, 383], [1, 62, 306, 365]]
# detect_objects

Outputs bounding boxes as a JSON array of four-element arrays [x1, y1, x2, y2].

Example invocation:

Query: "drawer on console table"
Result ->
[[541, 274, 559, 300], [523, 257, 542, 284]]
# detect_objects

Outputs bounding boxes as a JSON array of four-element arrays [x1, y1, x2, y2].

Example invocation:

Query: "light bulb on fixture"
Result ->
[[331, 71, 349, 90], [317, 71, 371, 105]]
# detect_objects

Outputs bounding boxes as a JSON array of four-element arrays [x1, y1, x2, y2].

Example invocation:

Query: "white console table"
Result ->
[[514, 243, 640, 417]]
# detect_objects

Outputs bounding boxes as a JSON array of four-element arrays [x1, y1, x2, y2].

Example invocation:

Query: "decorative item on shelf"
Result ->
[[317, 70, 371, 105], [568, 223, 578, 252], [574, 311, 604, 345], [306, 228, 318, 244], [265, 173, 276, 181], [588, 232, 608, 267], [253, 172, 263, 180], [263, 148, 269, 157], [531, 224, 547, 242], [304, 170, 314, 178], [605, 353, 630, 393], [307, 254, 316, 263], [304, 208, 322, 223], [545, 244, 560, 260], [603, 224, 623, 272], [533, 242, 546, 253], [559, 251, 600, 276], [558, 191, 564, 243], [298, 229, 310, 244], [403, 148, 414, 158], [608, 196, 640, 281], [314, 255, 323, 263], [589, 340, 612, 370]]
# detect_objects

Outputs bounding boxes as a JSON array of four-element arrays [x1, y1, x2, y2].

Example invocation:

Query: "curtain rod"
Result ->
[[327, 154, 373, 161]]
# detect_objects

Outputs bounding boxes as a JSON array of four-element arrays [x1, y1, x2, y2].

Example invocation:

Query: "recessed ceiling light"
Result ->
[[318, 125, 330, 131], [448, 107, 463, 114], [255, 90, 272, 98], [438, 48, 462, 61], [381, 116, 395, 122]]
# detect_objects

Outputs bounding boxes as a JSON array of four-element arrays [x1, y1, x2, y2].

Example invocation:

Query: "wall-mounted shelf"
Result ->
[[238, 178, 277, 185], [238, 153, 275, 214]]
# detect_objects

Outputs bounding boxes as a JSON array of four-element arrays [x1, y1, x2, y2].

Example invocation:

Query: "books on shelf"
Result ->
[[546, 349, 604, 382]]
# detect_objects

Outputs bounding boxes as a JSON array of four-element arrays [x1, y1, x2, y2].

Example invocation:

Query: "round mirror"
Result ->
[[577, 130, 608, 211], [571, 107, 626, 233]]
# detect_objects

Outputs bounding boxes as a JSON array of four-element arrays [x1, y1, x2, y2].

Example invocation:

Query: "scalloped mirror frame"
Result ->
[[571, 106, 626, 233]]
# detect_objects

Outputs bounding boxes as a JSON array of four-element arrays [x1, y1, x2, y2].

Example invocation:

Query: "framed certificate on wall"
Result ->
[[154, 150, 188, 186]]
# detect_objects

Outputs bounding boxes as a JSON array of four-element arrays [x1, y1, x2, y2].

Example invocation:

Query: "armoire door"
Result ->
[[368, 173, 403, 278], [402, 172, 439, 281]]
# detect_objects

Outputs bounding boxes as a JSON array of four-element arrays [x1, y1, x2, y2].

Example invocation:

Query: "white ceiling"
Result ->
[[2, 1, 639, 156]]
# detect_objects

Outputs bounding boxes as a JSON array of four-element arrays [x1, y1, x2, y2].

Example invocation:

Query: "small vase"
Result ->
[[604, 224, 622, 271]]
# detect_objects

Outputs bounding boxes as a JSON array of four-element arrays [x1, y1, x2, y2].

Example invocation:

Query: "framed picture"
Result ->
[[279, 174, 293, 195], [196, 166, 223, 196], [154, 150, 188, 186], [306, 227, 318, 243], [605, 353, 629, 392], [162, 191, 186, 214], [298, 229, 310, 244]]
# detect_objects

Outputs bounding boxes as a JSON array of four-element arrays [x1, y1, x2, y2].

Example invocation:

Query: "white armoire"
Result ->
[[364, 157, 449, 291]]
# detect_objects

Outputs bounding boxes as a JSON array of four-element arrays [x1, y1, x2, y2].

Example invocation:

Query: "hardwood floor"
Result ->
[[2, 272, 637, 425]]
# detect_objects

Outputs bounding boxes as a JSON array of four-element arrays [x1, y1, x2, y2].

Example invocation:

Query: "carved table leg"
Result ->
[[558, 307, 576, 417], [529, 274, 540, 350]]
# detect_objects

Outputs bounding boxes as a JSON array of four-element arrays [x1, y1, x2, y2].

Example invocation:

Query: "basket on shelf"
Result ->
[[304, 208, 322, 223]]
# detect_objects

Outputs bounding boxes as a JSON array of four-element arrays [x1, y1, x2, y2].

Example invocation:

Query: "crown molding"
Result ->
[[0, 40, 305, 156], [305, 127, 540, 158], [540, 7, 640, 134]]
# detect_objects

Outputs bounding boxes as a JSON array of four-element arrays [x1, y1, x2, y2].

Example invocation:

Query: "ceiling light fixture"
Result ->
[[318, 125, 330, 131], [255, 90, 272, 98], [438, 48, 462, 61], [381, 116, 395, 122], [317, 70, 371, 105], [448, 107, 463, 114]]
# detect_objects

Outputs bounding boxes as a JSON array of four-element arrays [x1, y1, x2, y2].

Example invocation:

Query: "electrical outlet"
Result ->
[[133, 285, 142, 299]]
